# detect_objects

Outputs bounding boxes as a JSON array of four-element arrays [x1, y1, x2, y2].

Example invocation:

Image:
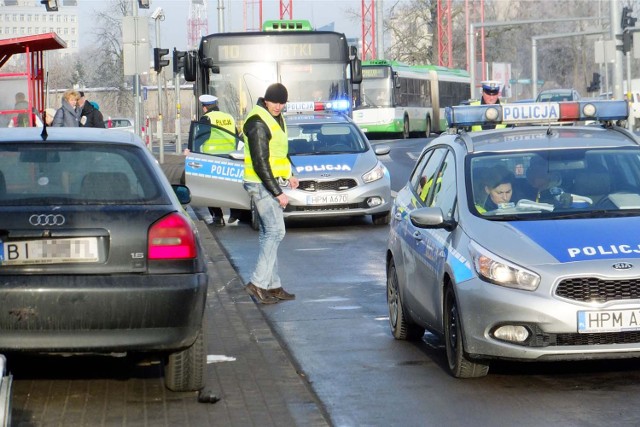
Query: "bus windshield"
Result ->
[[195, 28, 356, 123], [359, 75, 392, 108]]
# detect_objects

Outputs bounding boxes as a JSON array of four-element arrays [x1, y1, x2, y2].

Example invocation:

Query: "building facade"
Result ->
[[0, 0, 79, 55]]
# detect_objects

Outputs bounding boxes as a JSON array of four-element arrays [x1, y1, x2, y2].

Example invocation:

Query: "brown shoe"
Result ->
[[245, 283, 279, 304], [268, 287, 296, 300]]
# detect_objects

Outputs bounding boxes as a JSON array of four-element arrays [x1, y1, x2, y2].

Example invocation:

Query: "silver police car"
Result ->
[[387, 100, 640, 378], [185, 110, 392, 227]]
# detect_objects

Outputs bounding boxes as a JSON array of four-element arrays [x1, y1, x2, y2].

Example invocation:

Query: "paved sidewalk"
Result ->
[[195, 220, 329, 426], [162, 153, 329, 426]]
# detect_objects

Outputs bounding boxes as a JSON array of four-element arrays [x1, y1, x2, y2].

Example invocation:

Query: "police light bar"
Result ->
[[284, 99, 351, 115], [446, 100, 629, 128]]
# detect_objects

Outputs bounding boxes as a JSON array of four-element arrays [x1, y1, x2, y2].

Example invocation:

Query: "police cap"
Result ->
[[199, 94, 218, 105], [481, 80, 501, 95]]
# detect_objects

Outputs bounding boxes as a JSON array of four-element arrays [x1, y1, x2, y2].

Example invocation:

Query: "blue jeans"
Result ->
[[243, 182, 286, 290]]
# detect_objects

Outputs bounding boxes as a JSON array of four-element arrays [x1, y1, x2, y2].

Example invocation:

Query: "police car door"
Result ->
[[407, 148, 456, 326], [185, 120, 250, 210]]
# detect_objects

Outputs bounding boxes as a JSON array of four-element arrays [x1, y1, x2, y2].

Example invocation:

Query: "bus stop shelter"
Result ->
[[0, 32, 67, 127]]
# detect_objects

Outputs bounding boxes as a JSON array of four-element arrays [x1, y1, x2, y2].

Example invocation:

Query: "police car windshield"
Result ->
[[469, 148, 640, 219], [287, 124, 368, 155]]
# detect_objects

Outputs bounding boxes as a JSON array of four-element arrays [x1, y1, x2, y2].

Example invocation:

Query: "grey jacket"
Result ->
[[52, 98, 82, 127]]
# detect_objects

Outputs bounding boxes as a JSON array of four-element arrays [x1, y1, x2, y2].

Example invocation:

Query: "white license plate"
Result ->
[[578, 309, 640, 333], [1, 238, 99, 265], [306, 194, 348, 205]]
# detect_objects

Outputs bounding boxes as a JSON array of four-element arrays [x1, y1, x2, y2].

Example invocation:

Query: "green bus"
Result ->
[[353, 60, 470, 138]]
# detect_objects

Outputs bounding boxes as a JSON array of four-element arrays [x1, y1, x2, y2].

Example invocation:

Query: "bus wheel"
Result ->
[[402, 117, 410, 139], [425, 116, 432, 137]]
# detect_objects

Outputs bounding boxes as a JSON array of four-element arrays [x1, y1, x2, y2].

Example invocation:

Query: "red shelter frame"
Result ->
[[0, 32, 66, 126]]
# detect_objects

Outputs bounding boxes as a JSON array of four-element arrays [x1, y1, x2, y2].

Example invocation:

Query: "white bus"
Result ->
[[353, 60, 470, 138]]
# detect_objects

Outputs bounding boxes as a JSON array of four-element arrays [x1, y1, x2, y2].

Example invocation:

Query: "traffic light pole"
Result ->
[[153, 11, 165, 164]]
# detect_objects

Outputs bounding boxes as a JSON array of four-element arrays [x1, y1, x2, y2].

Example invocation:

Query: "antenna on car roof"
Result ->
[[40, 110, 48, 141]]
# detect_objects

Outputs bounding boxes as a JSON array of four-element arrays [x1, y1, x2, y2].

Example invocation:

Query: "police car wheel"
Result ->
[[387, 259, 424, 341], [444, 285, 489, 378]]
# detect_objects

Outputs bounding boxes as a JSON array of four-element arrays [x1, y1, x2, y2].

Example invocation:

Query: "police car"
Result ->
[[387, 99, 640, 378], [185, 105, 392, 228]]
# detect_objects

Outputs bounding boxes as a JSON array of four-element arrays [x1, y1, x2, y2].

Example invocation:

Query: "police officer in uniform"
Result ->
[[199, 94, 242, 226], [242, 83, 299, 304], [470, 80, 507, 131]]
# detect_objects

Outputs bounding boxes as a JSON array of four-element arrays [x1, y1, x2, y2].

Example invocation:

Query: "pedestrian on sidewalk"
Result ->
[[78, 91, 106, 128], [242, 83, 298, 304], [52, 89, 82, 127]]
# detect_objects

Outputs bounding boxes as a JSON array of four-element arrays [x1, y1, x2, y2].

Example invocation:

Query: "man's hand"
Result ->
[[289, 176, 299, 190], [276, 193, 289, 209]]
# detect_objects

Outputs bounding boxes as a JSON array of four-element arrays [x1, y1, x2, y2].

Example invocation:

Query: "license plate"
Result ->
[[578, 309, 640, 333], [306, 194, 348, 205], [1, 238, 99, 265]]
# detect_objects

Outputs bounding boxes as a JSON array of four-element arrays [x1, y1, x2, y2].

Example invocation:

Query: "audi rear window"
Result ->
[[0, 143, 165, 205]]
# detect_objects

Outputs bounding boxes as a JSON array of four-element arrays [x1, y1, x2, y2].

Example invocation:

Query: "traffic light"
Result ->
[[153, 47, 170, 73], [40, 0, 59, 11], [623, 31, 633, 54], [622, 6, 637, 29], [173, 49, 187, 74], [587, 72, 601, 93]]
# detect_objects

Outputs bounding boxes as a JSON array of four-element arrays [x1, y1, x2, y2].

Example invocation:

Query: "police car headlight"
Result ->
[[363, 162, 386, 183], [469, 242, 540, 291]]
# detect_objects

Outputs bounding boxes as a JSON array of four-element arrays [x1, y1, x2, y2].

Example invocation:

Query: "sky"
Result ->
[[78, 0, 367, 51]]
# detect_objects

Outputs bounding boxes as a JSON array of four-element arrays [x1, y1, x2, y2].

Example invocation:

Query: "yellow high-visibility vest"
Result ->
[[202, 110, 237, 154], [243, 105, 291, 183]]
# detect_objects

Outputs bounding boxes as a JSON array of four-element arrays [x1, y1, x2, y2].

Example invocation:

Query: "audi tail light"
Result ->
[[148, 213, 197, 259]]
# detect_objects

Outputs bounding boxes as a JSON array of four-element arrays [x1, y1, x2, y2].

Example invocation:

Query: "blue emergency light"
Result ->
[[446, 100, 629, 128], [285, 99, 351, 115]]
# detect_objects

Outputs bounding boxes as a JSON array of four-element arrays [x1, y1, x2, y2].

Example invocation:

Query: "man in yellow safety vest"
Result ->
[[242, 83, 299, 304]]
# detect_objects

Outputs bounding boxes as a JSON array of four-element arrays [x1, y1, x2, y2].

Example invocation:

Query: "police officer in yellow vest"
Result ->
[[242, 83, 299, 304], [471, 80, 507, 132], [199, 94, 238, 154], [198, 94, 242, 226]]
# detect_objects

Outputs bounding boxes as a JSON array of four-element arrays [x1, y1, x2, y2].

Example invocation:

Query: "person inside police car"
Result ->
[[198, 94, 243, 226], [470, 80, 507, 131], [476, 165, 515, 213]]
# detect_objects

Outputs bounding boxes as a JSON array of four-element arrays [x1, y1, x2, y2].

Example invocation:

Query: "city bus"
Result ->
[[183, 19, 362, 124], [352, 60, 470, 138]]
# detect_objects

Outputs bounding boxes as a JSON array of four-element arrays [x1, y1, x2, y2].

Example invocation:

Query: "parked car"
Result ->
[[535, 88, 581, 102], [106, 117, 135, 132], [185, 109, 393, 228], [387, 99, 640, 378], [0, 127, 208, 392]]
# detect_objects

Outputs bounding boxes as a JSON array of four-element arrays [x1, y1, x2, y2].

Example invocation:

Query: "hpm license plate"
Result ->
[[578, 309, 640, 333], [1, 238, 99, 265], [306, 194, 348, 205]]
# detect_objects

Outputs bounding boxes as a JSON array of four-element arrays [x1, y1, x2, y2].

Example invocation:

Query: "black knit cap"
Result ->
[[264, 83, 288, 104]]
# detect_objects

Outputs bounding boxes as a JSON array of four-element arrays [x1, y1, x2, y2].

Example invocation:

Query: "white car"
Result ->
[[106, 117, 134, 133]]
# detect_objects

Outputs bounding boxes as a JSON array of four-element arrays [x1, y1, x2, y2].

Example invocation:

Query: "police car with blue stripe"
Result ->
[[387, 99, 640, 378], [185, 100, 392, 228]]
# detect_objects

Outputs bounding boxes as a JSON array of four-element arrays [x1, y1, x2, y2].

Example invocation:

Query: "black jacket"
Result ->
[[242, 98, 286, 197], [81, 101, 106, 128]]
